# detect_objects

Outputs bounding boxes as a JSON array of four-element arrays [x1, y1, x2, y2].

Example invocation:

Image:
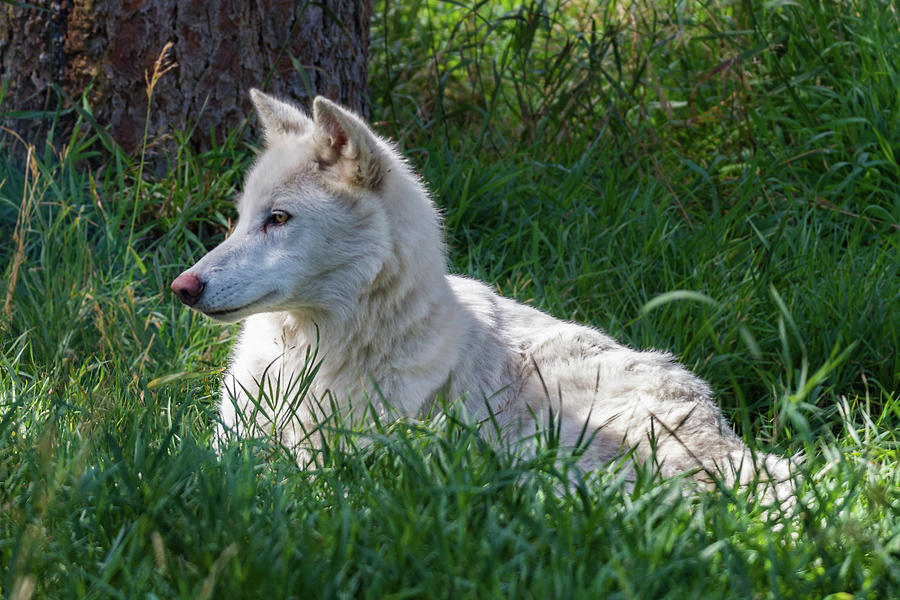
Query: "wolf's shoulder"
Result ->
[[447, 274, 552, 332], [446, 274, 621, 352]]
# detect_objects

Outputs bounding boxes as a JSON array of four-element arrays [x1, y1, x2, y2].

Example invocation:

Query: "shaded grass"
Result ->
[[1, 0, 899, 597]]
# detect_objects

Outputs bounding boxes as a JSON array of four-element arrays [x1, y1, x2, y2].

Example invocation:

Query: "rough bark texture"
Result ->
[[0, 0, 371, 153]]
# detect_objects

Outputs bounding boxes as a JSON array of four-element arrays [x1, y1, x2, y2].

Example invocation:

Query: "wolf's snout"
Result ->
[[171, 272, 205, 306]]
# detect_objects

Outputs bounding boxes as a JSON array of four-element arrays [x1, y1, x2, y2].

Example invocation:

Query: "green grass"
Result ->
[[2, 0, 899, 597]]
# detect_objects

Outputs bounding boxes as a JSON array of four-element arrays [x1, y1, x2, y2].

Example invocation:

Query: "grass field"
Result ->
[[2, 0, 899, 597]]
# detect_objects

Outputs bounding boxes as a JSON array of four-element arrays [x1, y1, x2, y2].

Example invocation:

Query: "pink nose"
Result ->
[[171, 272, 205, 306]]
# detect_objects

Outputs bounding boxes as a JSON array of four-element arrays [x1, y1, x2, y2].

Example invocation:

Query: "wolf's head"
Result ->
[[171, 91, 442, 324]]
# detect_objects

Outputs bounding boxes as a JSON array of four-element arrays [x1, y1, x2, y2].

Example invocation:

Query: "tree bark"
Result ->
[[0, 0, 371, 154]]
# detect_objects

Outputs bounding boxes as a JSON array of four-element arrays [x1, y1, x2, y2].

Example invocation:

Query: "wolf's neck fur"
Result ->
[[282, 160, 464, 413]]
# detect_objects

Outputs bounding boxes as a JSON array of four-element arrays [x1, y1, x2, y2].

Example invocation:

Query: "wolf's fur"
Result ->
[[173, 90, 793, 502]]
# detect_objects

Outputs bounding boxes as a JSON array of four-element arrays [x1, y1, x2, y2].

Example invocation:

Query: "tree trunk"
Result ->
[[0, 0, 371, 154]]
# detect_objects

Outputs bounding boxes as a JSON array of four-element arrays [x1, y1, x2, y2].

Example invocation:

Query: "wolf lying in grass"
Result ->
[[171, 90, 793, 502]]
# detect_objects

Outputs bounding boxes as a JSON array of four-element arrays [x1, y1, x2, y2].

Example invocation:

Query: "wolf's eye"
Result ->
[[264, 210, 291, 231]]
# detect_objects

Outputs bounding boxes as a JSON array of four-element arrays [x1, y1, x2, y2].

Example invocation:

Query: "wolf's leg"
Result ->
[[702, 450, 797, 507], [635, 404, 797, 507]]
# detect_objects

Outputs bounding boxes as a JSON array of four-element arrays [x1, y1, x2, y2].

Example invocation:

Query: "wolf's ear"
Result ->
[[312, 96, 383, 190], [250, 88, 312, 140]]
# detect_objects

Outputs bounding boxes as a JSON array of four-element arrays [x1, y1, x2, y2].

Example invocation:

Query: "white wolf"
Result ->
[[172, 89, 793, 501]]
